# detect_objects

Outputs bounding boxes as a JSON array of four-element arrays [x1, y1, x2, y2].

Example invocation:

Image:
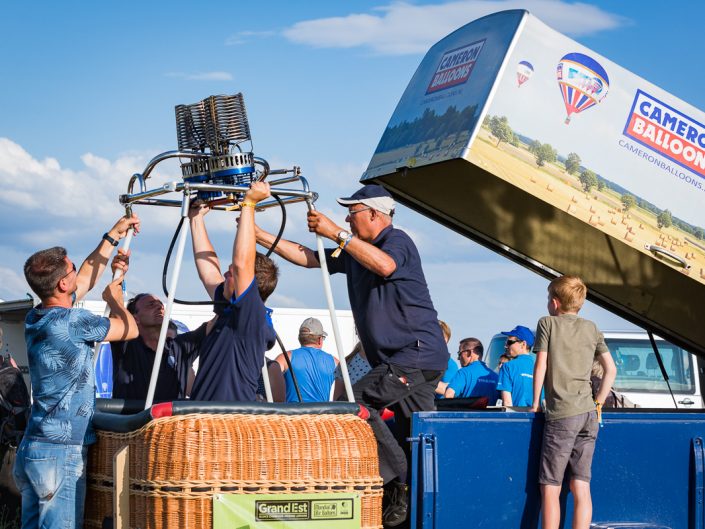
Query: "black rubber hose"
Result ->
[[275, 331, 302, 403], [162, 217, 219, 306], [163, 195, 287, 304], [266, 194, 287, 258]]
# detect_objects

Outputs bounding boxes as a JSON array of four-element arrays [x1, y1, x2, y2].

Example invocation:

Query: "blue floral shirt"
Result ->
[[24, 306, 109, 445]]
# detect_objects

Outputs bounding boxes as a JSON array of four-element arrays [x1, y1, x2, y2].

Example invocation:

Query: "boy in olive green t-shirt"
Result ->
[[531, 276, 617, 529]]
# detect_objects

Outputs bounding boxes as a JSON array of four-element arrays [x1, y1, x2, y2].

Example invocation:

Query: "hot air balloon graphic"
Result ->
[[517, 60, 534, 87], [557, 53, 609, 124]]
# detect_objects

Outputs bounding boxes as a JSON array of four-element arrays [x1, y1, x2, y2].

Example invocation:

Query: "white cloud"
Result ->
[[165, 71, 233, 81], [225, 30, 276, 46], [0, 139, 131, 222], [283, 0, 627, 55], [268, 292, 307, 308], [0, 266, 29, 300]]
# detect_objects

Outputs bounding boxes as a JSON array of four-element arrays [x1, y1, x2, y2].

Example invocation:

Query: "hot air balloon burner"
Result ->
[[119, 91, 315, 213], [175, 94, 259, 201]]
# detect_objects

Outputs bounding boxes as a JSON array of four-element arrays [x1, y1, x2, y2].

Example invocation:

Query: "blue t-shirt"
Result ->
[[447, 361, 499, 401], [497, 354, 536, 407], [284, 346, 336, 403], [24, 306, 110, 445], [190, 279, 276, 402], [436, 357, 459, 399], [324, 226, 448, 370]]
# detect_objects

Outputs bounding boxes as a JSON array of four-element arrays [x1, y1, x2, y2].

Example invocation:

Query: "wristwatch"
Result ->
[[332, 230, 354, 258], [336, 230, 353, 244]]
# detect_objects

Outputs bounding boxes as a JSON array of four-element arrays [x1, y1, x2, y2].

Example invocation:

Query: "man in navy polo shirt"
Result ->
[[255, 184, 448, 527], [187, 182, 278, 402]]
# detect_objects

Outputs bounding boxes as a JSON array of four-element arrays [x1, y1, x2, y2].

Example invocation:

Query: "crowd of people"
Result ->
[[14, 183, 616, 529]]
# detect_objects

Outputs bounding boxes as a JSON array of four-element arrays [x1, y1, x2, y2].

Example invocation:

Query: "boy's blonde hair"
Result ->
[[438, 320, 451, 343], [548, 275, 587, 313]]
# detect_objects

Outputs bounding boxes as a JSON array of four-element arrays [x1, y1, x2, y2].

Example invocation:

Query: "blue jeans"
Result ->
[[12, 440, 88, 529]]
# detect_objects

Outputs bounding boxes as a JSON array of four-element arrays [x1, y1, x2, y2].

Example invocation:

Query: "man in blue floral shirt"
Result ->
[[14, 215, 139, 529]]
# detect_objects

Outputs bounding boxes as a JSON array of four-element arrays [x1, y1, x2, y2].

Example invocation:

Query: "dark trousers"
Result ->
[[353, 363, 442, 484]]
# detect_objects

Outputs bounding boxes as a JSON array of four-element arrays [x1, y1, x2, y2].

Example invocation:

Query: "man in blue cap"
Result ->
[[496, 325, 537, 407], [254, 184, 449, 527]]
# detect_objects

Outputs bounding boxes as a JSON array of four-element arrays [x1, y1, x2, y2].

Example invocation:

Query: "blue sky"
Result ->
[[1, 0, 702, 351]]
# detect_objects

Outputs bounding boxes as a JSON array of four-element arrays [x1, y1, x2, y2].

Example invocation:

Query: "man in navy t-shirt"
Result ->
[[254, 184, 448, 527], [187, 182, 278, 402]]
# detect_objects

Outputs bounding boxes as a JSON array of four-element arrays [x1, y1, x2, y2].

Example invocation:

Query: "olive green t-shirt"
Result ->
[[534, 314, 609, 421]]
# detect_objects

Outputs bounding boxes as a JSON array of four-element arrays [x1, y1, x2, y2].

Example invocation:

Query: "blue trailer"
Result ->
[[360, 9, 705, 528], [409, 411, 704, 528]]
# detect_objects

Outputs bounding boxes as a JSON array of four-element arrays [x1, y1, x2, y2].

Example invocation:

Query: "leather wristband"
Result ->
[[102, 232, 119, 247]]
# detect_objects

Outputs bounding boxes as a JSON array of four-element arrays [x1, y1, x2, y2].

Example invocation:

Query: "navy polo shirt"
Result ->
[[190, 278, 276, 402], [112, 323, 206, 403], [323, 225, 448, 371]]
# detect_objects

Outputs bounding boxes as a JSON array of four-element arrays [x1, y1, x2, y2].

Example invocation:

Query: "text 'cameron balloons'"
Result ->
[[557, 53, 609, 124], [517, 61, 534, 87]]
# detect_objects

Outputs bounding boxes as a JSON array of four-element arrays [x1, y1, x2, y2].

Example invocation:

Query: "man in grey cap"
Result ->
[[255, 184, 449, 527], [275, 317, 338, 402]]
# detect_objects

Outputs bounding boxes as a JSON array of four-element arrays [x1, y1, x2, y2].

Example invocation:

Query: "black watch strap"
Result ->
[[102, 232, 119, 247]]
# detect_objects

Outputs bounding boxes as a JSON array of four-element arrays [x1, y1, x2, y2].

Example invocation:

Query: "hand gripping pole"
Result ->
[[305, 196, 355, 403], [93, 229, 134, 368]]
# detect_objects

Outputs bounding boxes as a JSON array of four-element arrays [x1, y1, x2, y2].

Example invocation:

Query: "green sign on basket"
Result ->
[[213, 492, 361, 528]]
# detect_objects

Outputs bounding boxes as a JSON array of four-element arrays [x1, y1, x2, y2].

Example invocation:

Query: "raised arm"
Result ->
[[76, 214, 140, 301], [254, 224, 320, 268], [189, 202, 224, 299], [102, 276, 139, 342], [307, 210, 396, 277], [232, 182, 270, 297]]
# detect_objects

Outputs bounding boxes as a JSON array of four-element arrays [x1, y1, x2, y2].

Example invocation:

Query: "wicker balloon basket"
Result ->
[[85, 412, 383, 529]]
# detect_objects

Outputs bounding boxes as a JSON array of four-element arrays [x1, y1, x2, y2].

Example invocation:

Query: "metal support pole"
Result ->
[[261, 361, 273, 402], [305, 197, 355, 403], [144, 192, 192, 409], [93, 229, 134, 368]]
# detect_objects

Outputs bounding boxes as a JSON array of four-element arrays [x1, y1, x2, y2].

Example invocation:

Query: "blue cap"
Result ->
[[337, 184, 393, 202], [337, 185, 395, 216], [501, 325, 535, 348]]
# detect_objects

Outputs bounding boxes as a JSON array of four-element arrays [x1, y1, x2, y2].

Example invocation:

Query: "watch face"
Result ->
[[338, 230, 350, 240]]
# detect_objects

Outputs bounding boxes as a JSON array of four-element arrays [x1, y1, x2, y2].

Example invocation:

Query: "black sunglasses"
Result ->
[[505, 338, 522, 347], [58, 262, 76, 284]]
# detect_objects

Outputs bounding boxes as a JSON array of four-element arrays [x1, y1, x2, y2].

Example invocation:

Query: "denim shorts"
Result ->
[[13, 440, 88, 529], [538, 410, 599, 485]]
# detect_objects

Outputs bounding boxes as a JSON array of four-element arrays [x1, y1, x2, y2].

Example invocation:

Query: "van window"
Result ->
[[605, 338, 695, 394], [485, 335, 509, 372]]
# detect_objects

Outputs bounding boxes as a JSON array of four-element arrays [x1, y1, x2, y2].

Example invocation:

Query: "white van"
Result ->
[[484, 330, 703, 409], [0, 298, 357, 396]]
